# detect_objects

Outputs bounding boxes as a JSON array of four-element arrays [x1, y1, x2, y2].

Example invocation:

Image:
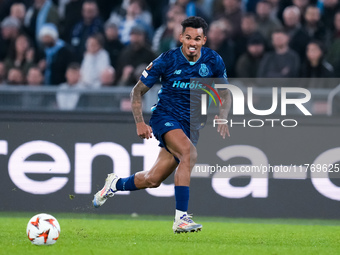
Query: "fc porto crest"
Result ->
[[199, 64, 209, 77]]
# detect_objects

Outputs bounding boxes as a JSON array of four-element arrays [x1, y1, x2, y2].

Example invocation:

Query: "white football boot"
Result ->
[[93, 173, 119, 208], [172, 214, 202, 233]]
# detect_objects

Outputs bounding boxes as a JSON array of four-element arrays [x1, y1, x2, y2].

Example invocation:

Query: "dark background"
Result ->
[[0, 112, 339, 219]]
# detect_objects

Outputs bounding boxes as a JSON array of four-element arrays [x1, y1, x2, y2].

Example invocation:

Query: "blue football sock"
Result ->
[[116, 174, 139, 191], [175, 186, 189, 212]]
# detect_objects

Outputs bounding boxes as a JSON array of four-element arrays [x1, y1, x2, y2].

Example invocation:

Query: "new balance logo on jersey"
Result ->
[[174, 70, 182, 75], [164, 122, 174, 127]]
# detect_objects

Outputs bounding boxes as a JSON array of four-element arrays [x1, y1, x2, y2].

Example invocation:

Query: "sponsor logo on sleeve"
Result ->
[[142, 70, 148, 78], [146, 62, 153, 70]]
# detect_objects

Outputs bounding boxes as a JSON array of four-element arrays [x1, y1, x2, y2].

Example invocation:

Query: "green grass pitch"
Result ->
[[1, 213, 340, 255]]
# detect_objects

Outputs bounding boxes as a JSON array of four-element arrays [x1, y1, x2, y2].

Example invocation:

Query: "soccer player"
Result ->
[[93, 16, 231, 233]]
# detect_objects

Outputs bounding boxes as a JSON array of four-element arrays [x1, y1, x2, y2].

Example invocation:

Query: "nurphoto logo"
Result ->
[[200, 84, 312, 128]]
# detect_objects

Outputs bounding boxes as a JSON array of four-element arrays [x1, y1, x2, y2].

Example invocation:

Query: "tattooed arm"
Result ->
[[130, 80, 153, 139]]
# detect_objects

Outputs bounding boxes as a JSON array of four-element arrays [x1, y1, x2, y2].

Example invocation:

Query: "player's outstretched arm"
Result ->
[[215, 89, 231, 139], [130, 80, 153, 139]]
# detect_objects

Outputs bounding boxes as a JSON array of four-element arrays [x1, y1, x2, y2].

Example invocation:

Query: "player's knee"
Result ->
[[182, 145, 197, 163], [189, 146, 198, 165], [178, 144, 197, 163]]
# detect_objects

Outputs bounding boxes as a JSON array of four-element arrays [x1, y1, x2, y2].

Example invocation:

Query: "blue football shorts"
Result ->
[[149, 109, 199, 160]]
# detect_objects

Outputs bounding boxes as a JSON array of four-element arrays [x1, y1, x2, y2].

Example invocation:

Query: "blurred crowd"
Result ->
[[0, 0, 340, 90]]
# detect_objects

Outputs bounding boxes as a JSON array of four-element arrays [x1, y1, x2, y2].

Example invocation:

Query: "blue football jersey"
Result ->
[[140, 46, 228, 130]]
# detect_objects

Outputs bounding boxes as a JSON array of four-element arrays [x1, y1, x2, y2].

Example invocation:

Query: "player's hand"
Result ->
[[215, 115, 230, 139], [136, 122, 153, 139]]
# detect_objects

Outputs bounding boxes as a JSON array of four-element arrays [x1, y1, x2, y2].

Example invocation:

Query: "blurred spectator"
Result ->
[[4, 34, 35, 76], [258, 29, 300, 78], [109, 0, 153, 44], [277, 0, 296, 23], [57, 0, 72, 19], [255, 0, 282, 41], [80, 33, 110, 88], [268, 0, 280, 20], [57, 62, 83, 110], [23, 66, 44, 108], [116, 25, 156, 85], [0, 0, 337, 90], [155, 5, 186, 53], [300, 41, 334, 80], [206, 20, 235, 77], [234, 14, 265, 61], [61, 0, 84, 42], [100, 66, 116, 86], [6, 67, 25, 85], [199, 0, 216, 18], [236, 34, 266, 77], [26, 66, 43, 86], [290, 5, 328, 61], [0, 1, 31, 22], [104, 22, 123, 69], [246, 0, 282, 18], [0, 61, 6, 85], [277, 0, 321, 22], [292, 0, 310, 15], [283, 5, 301, 37], [0, 17, 21, 60], [217, 0, 243, 39], [326, 11, 340, 66], [174, 0, 210, 23], [24, 0, 59, 46], [322, 0, 340, 32], [110, 0, 152, 26], [70, 0, 104, 61], [133, 63, 147, 82], [38, 23, 73, 85], [152, 4, 186, 54], [10, 3, 26, 24]]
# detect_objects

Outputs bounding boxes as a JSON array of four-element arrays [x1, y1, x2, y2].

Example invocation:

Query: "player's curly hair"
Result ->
[[181, 16, 208, 36]]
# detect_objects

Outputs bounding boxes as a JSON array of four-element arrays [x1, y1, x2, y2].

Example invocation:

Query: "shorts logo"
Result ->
[[199, 64, 209, 77], [174, 70, 182, 75], [164, 122, 174, 127]]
